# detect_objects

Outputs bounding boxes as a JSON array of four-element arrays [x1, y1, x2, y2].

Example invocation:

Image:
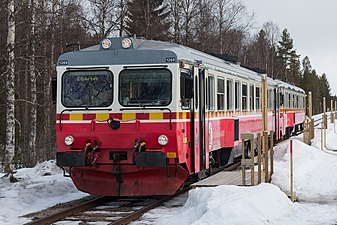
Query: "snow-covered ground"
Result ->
[[2, 117, 337, 225]]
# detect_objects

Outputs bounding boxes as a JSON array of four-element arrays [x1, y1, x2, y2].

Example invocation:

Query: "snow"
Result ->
[[2, 119, 337, 225], [0, 160, 88, 225]]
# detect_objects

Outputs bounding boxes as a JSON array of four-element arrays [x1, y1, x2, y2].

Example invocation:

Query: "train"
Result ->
[[54, 37, 306, 196]]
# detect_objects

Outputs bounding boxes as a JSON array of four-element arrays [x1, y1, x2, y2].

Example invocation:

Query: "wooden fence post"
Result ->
[[263, 131, 269, 182], [289, 139, 295, 202], [257, 133, 261, 184], [241, 133, 254, 186], [270, 130, 274, 179]]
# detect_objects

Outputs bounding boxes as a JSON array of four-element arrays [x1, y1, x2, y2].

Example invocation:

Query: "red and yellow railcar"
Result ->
[[55, 37, 306, 196]]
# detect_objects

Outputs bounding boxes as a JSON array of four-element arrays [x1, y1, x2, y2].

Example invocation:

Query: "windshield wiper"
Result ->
[[84, 83, 109, 109]]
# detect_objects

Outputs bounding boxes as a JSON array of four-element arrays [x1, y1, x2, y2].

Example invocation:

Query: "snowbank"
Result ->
[[0, 160, 87, 225], [147, 184, 293, 225]]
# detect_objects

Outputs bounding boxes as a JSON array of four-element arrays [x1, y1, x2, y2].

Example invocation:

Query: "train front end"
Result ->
[[55, 37, 189, 196]]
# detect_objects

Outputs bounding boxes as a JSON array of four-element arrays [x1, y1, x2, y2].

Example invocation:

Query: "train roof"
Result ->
[[57, 37, 305, 94], [58, 37, 262, 78]]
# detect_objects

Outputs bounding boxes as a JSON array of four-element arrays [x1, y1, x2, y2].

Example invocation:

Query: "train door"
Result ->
[[193, 65, 206, 174]]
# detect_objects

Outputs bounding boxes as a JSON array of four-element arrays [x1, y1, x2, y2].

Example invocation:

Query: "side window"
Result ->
[[268, 89, 273, 109], [207, 76, 215, 111], [217, 77, 225, 110], [235, 80, 241, 110], [250, 84, 254, 111], [255, 86, 260, 110], [227, 79, 233, 111], [242, 83, 247, 111]]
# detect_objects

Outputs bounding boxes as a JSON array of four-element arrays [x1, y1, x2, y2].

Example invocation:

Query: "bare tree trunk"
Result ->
[[5, 0, 16, 176], [28, 0, 37, 162]]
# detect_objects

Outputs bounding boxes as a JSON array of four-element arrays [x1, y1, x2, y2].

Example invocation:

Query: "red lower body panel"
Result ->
[[70, 165, 189, 196]]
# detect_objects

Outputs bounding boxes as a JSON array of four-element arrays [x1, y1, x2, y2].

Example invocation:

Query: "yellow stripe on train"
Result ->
[[122, 113, 136, 120], [96, 113, 109, 120], [69, 114, 82, 120], [149, 112, 163, 120]]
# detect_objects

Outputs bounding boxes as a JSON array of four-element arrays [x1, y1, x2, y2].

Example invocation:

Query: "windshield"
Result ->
[[62, 70, 113, 107], [119, 69, 172, 106]]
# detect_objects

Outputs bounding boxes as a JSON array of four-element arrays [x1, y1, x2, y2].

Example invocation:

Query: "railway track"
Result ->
[[24, 161, 242, 225], [24, 190, 188, 225]]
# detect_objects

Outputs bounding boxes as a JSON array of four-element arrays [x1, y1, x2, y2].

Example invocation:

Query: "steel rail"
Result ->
[[24, 196, 113, 225], [108, 190, 188, 225]]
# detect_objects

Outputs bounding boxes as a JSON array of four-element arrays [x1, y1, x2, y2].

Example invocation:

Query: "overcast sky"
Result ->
[[241, 0, 337, 95]]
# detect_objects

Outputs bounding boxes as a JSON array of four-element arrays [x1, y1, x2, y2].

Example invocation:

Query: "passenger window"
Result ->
[[227, 79, 233, 111], [242, 83, 247, 111], [207, 76, 215, 111], [235, 81, 241, 110], [217, 77, 225, 110], [250, 84, 254, 111]]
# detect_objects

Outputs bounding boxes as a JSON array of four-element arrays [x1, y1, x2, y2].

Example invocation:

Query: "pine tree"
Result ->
[[276, 29, 300, 83], [128, 0, 170, 40]]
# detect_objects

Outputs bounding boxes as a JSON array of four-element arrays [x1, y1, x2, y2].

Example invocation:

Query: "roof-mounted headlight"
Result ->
[[101, 39, 112, 49], [121, 38, 132, 49]]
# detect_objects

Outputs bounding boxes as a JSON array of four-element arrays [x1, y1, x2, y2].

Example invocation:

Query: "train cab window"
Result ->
[[62, 70, 113, 107], [249, 84, 254, 111], [217, 77, 225, 110], [288, 94, 291, 108], [227, 79, 233, 111], [119, 69, 172, 106], [235, 81, 241, 110], [207, 76, 215, 111], [255, 86, 260, 110], [242, 83, 247, 111]]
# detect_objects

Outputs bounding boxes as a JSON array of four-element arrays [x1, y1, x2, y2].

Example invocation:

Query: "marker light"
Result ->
[[64, 135, 74, 146], [121, 38, 132, 49], [158, 135, 168, 146], [101, 39, 112, 49]]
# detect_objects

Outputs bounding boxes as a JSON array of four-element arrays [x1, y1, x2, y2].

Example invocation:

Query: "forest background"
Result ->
[[1, 0, 334, 172]]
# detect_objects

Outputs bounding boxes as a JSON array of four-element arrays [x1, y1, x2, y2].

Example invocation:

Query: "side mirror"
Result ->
[[52, 77, 57, 104]]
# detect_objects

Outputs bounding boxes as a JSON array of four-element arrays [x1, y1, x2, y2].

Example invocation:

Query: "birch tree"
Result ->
[[28, 0, 37, 162], [165, 0, 182, 43], [262, 21, 280, 78], [82, 0, 123, 40], [5, 0, 16, 179], [213, 0, 254, 55]]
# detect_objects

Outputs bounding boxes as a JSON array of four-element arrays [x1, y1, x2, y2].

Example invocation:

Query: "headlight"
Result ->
[[64, 135, 74, 146], [121, 38, 132, 49], [158, 135, 168, 146], [101, 38, 112, 49]]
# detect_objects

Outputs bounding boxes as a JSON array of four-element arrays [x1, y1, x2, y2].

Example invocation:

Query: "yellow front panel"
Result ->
[[149, 112, 163, 120], [96, 113, 109, 120], [70, 114, 83, 120], [122, 113, 136, 120]]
